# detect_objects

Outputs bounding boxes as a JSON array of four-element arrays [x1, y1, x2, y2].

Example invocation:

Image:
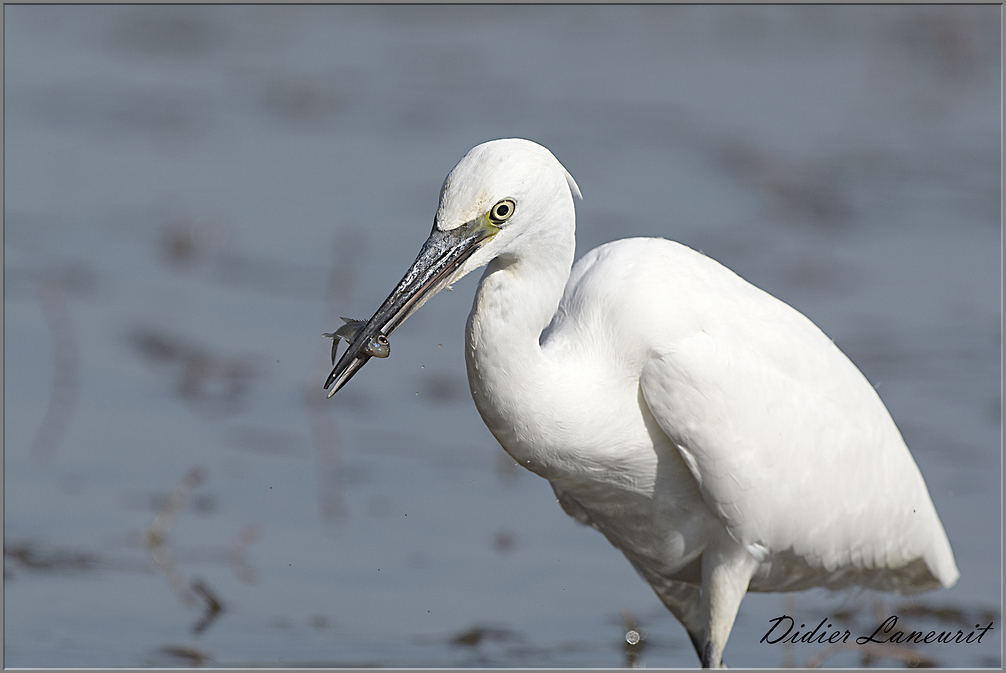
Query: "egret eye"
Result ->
[[489, 199, 516, 225]]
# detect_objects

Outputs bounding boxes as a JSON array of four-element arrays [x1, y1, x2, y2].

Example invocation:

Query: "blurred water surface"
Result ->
[[4, 5, 1001, 668]]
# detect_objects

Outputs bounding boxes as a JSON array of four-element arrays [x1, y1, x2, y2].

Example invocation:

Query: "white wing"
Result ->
[[577, 238, 958, 592]]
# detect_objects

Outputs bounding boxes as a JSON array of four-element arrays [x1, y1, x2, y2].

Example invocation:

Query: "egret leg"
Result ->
[[666, 588, 707, 665], [637, 571, 707, 660], [699, 538, 759, 668]]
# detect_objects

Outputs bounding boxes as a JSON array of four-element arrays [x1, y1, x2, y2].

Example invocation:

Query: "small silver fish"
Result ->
[[323, 317, 390, 365]]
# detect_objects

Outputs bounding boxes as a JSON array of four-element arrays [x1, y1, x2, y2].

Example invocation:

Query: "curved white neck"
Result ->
[[464, 234, 575, 470]]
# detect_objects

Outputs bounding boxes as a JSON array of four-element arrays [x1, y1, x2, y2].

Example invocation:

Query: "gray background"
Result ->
[[4, 5, 1001, 667]]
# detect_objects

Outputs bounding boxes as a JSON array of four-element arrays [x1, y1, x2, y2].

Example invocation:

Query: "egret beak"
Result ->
[[324, 216, 498, 397]]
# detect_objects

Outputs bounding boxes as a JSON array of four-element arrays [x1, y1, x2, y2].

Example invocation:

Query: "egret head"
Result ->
[[324, 138, 581, 396], [435, 139, 581, 274]]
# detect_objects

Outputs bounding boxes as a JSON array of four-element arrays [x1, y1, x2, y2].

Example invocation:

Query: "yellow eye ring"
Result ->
[[489, 199, 516, 225]]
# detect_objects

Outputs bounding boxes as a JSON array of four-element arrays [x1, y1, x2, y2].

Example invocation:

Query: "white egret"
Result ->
[[323, 139, 958, 667]]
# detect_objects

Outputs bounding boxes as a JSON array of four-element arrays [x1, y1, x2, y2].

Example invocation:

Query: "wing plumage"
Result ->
[[563, 237, 958, 592]]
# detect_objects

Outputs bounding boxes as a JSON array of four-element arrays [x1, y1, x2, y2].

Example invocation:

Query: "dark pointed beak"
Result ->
[[324, 217, 498, 397]]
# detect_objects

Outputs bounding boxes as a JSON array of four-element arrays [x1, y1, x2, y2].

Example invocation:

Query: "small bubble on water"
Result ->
[[625, 630, 641, 645]]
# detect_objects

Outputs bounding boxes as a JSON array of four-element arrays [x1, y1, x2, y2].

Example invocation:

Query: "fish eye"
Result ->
[[489, 199, 516, 225], [376, 335, 389, 346]]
